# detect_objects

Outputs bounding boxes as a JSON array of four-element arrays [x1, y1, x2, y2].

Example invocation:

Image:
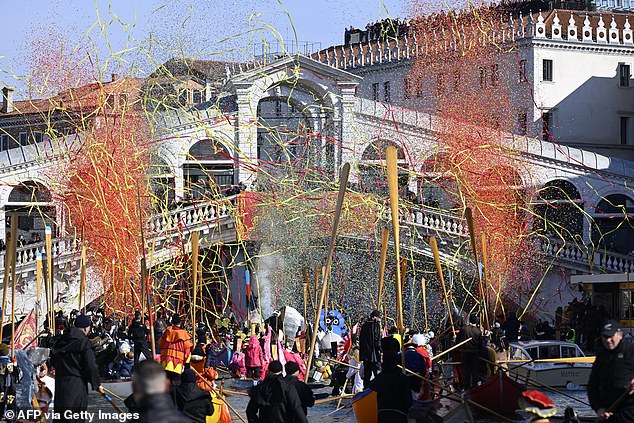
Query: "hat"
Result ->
[[602, 320, 621, 337], [172, 315, 182, 326], [191, 345, 205, 361], [0, 343, 8, 356], [411, 334, 428, 346], [518, 390, 556, 418], [119, 342, 131, 355], [74, 314, 92, 328], [103, 317, 113, 325], [370, 309, 382, 318], [181, 369, 197, 384], [285, 361, 300, 375], [268, 360, 283, 374]]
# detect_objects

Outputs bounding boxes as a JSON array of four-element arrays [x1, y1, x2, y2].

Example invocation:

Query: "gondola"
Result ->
[[468, 370, 526, 416]]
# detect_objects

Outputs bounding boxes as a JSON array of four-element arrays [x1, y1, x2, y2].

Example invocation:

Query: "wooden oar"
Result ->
[[432, 337, 472, 362], [45, 226, 53, 329], [315, 393, 354, 404], [429, 237, 454, 334], [386, 145, 404, 339], [597, 389, 631, 422], [306, 163, 350, 375], [465, 208, 489, 329], [0, 213, 16, 342], [376, 227, 389, 310], [98, 388, 125, 413], [101, 386, 125, 402], [501, 356, 595, 364], [421, 277, 428, 331]]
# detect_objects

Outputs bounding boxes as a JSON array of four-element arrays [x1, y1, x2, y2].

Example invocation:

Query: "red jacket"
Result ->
[[244, 335, 264, 368], [158, 326, 193, 374]]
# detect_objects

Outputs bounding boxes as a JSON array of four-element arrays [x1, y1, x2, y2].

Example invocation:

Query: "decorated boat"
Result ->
[[469, 370, 525, 416], [508, 340, 593, 388]]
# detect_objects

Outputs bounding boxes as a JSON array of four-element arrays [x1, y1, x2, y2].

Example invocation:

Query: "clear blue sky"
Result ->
[[0, 0, 409, 97]]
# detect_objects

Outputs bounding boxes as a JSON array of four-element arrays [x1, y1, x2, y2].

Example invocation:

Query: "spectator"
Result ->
[[283, 361, 315, 417], [359, 310, 382, 388], [456, 313, 483, 390], [175, 369, 214, 423], [369, 350, 412, 423]]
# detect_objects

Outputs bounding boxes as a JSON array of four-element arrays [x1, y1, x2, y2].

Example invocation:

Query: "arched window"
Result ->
[[184, 139, 235, 200], [150, 156, 175, 208], [533, 180, 583, 240], [359, 139, 408, 196], [592, 193, 634, 254], [5, 181, 55, 242]]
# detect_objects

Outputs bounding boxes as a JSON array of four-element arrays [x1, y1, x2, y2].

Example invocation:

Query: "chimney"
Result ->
[[1, 87, 14, 113], [111, 73, 119, 82]]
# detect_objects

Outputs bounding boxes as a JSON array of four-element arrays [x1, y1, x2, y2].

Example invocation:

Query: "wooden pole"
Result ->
[[1, 213, 16, 341], [191, 231, 199, 345], [386, 145, 404, 338], [422, 277, 428, 331], [79, 245, 86, 311], [481, 232, 490, 316], [465, 208, 489, 329], [313, 266, 319, 307], [301, 268, 315, 311], [36, 253, 42, 331], [45, 226, 53, 330], [303, 282, 307, 323], [429, 236, 455, 334], [306, 163, 349, 375], [377, 227, 389, 310], [10, 258, 17, 360]]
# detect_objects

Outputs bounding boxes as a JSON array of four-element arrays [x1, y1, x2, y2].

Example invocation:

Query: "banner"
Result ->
[[14, 308, 37, 350]]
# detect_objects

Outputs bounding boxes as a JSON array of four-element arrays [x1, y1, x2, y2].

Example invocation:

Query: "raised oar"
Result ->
[[306, 163, 350, 375], [192, 364, 247, 423], [432, 337, 472, 362], [465, 207, 489, 329], [376, 227, 389, 310], [98, 388, 125, 413], [386, 146, 404, 339], [0, 213, 16, 342], [429, 236, 455, 335], [421, 277, 428, 331]]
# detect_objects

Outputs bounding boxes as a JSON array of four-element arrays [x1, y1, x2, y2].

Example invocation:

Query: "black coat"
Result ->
[[588, 337, 634, 412], [283, 375, 315, 416], [138, 393, 192, 422], [359, 319, 382, 363], [175, 382, 214, 423], [51, 327, 100, 422], [246, 374, 308, 423], [129, 319, 150, 343], [456, 324, 482, 354], [501, 316, 520, 342], [369, 366, 412, 423]]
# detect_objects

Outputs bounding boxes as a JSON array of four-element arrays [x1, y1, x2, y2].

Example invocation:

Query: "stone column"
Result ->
[[235, 86, 259, 187], [339, 83, 358, 180]]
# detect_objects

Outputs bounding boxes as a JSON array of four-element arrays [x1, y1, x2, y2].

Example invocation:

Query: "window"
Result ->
[[519, 59, 527, 83], [275, 101, 282, 116], [372, 83, 379, 101], [620, 64, 630, 87], [0, 134, 8, 151], [479, 67, 487, 88], [518, 113, 528, 135], [436, 73, 444, 95], [106, 94, 116, 108], [33, 132, 43, 143], [403, 78, 411, 99], [193, 90, 203, 104], [19, 132, 27, 145], [416, 82, 423, 98], [543, 59, 553, 82], [178, 89, 188, 105], [491, 64, 499, 86], [119, 93, 129, 108], [383, 81, 391, 103], [454, 70, 460, 91], [542, 111, 552, 140], [621, 116, 630, 145]]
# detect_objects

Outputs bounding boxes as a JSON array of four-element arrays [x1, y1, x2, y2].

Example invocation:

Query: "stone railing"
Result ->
[[0, 196, 239, 274]]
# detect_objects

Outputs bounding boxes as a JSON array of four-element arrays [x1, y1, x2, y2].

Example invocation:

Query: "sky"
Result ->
[[0, 0, 411, 98]]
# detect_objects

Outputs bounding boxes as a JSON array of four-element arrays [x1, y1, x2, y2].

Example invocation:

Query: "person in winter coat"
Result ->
[[246, 360, 308, 423], [190, 345, 218, 391], [158, 315, 194, 386], [0, 343, 21, 422], [51, 315, 102, 423], [109, 342, 135, 379], [244, 335, 264, 380], [128, 311, 152, 365], [175, 369, 214, 423], [283, 361, 315, 417], [501, 311, 521, 343], [456, 313, 483, 389], [369, 350, 412, 423], [359, 309, 382, 388], [125, 360, 191, 423], [401, 342, 428, 398]]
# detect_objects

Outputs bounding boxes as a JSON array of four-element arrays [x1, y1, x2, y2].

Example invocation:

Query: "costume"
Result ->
[[158, 325, 194, 375]]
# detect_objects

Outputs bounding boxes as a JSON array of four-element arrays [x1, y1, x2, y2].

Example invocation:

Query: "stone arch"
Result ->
[[5, 180, 56, 243]]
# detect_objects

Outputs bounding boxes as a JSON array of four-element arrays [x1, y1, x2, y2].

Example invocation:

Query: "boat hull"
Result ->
[[469, 371, 525, 416], [511, 365, 591, 388]]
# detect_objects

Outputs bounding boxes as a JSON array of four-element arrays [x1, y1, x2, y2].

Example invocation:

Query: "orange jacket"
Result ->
[[191, 359, 218, 391], [158, 326, 193, 374]]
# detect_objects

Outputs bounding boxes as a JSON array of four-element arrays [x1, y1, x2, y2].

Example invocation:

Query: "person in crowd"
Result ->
[[369, 350, 412, 423], [244, 334, 265, 381], [246, 360, 308, 423], [359, 309, 382, 388], [401, 340, 427, 399], [158, 315, 194, 389], [345, 345, 364, 394], [129, 310, 152, 365], [189, 344, 218, 391], [51, 314, 102, 423], [588, 320, 634, 422], [0, 343, 21, 422], [154, 311, 168, 351], [501, 311, 521, 343], [283, 361, 315, 418], [109, 342, 135, 379], [125, 360, 191, 423], [456, 313, 483, 390], [175, 368, 214, 423]]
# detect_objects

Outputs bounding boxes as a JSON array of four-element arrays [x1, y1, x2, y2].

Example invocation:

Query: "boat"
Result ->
[[469, 370, 525, 416], [508, 340, 593, 388], [101, 378, 132, 399], [352, 389, 377, 423]]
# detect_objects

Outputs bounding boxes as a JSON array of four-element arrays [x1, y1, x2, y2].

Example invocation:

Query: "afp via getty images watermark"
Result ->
[[8, 409, 139, 422]]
